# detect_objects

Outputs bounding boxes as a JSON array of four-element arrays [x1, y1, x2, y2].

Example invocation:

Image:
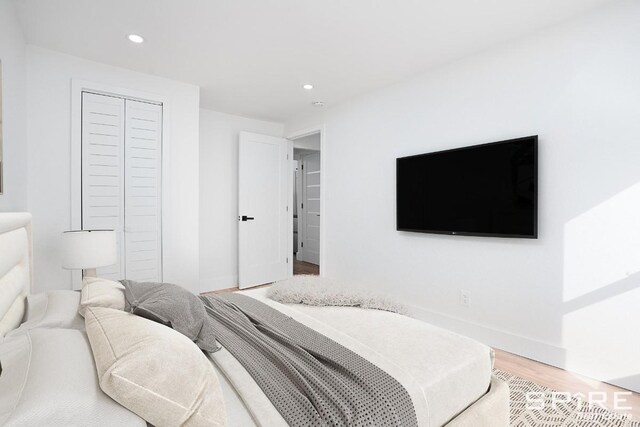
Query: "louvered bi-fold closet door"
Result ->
[[124, 100, 163, 282], [81, 92, 126, 280], [81, 93, 162, 282]]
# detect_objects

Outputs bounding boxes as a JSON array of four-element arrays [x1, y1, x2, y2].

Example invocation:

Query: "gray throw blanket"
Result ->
[[200, 293, 417, 427]]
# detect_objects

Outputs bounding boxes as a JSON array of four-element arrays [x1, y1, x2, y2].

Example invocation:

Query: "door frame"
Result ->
[[70, 80, 170, 289], [287, 125, 325, 276]]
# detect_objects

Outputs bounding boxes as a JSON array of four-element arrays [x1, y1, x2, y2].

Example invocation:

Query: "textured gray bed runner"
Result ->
[[200, 293, 417, 427]]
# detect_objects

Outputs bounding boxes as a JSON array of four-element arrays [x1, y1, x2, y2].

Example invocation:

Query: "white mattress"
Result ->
[[211, 287, 492, 427], [212, 361, 258, 427]]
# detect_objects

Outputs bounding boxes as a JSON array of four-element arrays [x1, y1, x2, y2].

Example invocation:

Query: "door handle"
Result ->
[[241, 216, 255, 221]]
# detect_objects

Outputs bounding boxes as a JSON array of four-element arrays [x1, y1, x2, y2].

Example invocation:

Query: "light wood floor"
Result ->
[[293, 256, 319, 275], [201, 283, 269, 295], [201, 257, 319, 296], [494, 348, 640, 421]]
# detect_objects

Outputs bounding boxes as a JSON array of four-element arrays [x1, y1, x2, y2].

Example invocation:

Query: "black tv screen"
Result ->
[[396, 136, 537, 238]]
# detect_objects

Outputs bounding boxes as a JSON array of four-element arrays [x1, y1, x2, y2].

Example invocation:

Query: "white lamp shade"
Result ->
[[61, 230, 117, 270]]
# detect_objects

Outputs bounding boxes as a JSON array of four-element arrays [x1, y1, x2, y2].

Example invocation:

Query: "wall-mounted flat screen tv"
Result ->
[[396, 136, 537, 238]]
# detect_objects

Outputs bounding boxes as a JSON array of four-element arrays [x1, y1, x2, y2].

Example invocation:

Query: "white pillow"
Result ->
[[0, 297, 25, 338], [0, 328, 146, 426], [78, 277, 126, 317], [6, 290, 84, 337], [84, 306, 226, 427]]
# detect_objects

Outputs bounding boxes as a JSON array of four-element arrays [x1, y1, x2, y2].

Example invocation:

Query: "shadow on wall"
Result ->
[[562, 181, 640, 392]]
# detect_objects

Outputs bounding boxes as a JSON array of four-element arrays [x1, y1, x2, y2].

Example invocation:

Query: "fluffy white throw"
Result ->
[[267, 275, 407, 315]]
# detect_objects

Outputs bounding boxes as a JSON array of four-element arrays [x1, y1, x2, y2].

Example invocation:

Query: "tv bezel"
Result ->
[[396, 135, 538, 239]]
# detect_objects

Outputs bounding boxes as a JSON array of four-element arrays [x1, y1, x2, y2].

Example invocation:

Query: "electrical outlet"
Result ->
[[460, 290, 470, 307]]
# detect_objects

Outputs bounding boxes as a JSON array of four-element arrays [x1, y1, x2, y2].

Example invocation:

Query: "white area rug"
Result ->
[[493, 369, 639, 427]]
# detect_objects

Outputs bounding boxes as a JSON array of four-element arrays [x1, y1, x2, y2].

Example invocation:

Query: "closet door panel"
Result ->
[[81, 92, 126, 281], [124, 100, 163, 282]]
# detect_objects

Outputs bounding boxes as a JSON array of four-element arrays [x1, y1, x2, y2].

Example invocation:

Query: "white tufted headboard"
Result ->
[[0, 213, 33, 337]]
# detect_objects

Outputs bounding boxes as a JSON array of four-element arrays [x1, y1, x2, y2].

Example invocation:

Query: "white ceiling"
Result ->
[[15, 0, 616, 122]]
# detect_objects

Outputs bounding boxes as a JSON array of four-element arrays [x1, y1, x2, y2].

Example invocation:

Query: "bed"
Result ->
[[0, 213, 509, 426]]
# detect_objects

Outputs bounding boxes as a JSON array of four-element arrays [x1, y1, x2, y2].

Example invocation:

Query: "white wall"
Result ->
[[286, 1, 640, 392], [199, 109, 284, 291], [26, 46, 201, 293], [0, 0, 27, 211]]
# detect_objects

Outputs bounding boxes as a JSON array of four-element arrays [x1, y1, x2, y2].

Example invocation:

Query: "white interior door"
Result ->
[[298, 151, 321, 265], [238, 132, 293, 288]]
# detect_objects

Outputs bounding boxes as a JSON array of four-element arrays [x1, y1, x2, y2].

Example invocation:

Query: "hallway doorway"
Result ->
[[291, 131, 321, 274]]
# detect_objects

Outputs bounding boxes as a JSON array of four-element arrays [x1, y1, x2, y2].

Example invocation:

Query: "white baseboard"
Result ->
[[199, 274, 238, 293], [407, 304, 567, 371], [195, 280, 636, 392], [408, 304, 639, 393]]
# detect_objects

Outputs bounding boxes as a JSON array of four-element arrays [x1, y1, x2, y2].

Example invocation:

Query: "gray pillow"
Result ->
[[120, 280, 219, 352]]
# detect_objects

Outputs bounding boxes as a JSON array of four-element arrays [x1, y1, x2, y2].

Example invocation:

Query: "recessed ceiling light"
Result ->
[[303, 84, 314, 90], [128, 34, 145, 44], [312, 101, 325, 107]]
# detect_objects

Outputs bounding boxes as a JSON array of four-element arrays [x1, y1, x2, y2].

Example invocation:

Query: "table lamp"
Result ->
[[61, 230, 117, 277]]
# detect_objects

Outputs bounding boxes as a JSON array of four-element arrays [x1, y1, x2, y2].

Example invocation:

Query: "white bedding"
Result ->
[[0, 318, 145, 426], [209, 287, 493, 427]]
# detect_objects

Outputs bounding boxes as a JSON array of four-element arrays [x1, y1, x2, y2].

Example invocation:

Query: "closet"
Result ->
[[81, 92, 163, 282]]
